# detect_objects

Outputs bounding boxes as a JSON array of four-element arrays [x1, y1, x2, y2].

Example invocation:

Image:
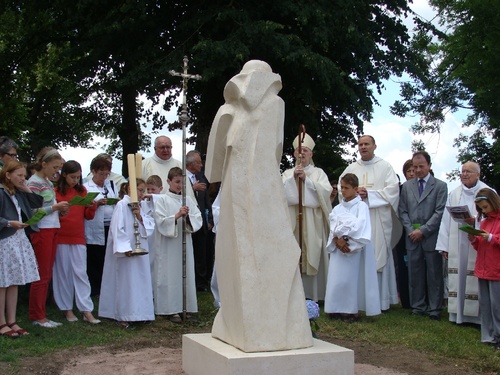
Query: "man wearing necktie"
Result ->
[[186, 150, 214, 292], [398, 151, 448, 320]]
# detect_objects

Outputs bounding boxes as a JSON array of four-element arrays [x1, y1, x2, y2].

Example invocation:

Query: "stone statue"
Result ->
[[205, 60, 313, 352]]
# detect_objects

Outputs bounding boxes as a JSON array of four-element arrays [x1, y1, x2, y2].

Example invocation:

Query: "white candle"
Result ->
[[127, 154, 138, 202], [135, 153, 142, 179]]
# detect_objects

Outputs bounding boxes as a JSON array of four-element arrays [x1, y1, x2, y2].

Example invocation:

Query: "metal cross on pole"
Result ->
[[169, 56, 202, 323]]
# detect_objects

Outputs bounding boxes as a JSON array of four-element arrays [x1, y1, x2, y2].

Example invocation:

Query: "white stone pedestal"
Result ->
[[182, 333, 354, 375]]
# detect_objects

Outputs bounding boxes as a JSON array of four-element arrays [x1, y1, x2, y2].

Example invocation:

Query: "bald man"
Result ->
[[339, 135, 402, 311], [142, 136, 181, 185], [436, 161, 492, 325]]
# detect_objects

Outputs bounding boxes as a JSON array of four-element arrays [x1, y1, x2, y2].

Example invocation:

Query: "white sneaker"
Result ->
[[48, 320, 62, 326]]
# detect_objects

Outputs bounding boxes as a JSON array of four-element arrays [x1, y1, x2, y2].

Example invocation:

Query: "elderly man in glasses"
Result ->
[[142, 136, 181, 185], [436, 161, 493, 325]]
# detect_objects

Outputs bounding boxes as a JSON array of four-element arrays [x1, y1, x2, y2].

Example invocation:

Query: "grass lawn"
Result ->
[[1, 286, 499, 374]]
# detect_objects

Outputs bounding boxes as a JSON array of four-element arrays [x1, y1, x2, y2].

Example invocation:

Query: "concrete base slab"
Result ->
[[182, 333, 354, 375]]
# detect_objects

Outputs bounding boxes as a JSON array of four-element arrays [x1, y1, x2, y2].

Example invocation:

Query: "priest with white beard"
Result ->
[[339, 135, 402, 311], [436, 161, 492, 324], [282, 134, 332, 302]]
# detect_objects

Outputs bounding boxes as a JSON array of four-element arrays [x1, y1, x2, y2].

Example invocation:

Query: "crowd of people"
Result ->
[[0, 133, 499, 352], [285, 133, 500, 352]]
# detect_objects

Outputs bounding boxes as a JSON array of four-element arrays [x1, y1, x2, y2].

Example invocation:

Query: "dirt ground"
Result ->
[[10, 336, 489, 375]]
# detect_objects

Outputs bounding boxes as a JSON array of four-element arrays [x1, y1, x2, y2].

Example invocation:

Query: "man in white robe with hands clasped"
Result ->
[[339, 135, 402, 311]]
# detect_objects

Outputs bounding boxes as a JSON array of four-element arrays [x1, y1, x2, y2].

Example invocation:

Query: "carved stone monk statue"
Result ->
[[205, 60, 313, 352]]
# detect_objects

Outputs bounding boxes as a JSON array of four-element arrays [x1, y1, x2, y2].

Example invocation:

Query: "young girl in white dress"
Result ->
[[0, 161, 43, 337]]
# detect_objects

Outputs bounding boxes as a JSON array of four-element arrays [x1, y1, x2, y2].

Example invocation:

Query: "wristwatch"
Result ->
[[6, 221, 11, 228], [342, 235, 349, 241]]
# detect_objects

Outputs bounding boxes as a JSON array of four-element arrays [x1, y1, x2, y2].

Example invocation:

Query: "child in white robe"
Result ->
[[98, 179, 155, 328], [152, 167, 202, 322], [324, 173, 381, 322], [143, 175, 163, 275]]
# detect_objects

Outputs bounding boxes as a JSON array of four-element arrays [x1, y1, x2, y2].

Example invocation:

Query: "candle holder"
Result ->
[[128, 202, 148, 256]]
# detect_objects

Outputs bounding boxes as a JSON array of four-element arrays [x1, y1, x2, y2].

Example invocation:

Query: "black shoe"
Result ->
[[494, 343, 500, 351], [429, 315, 440, 321], [410, 311, 424, 316]]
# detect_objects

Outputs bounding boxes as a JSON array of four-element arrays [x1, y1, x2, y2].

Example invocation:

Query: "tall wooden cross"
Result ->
[[169, 56, 202, 323]]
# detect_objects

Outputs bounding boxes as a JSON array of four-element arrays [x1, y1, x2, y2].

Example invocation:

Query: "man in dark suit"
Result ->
[[398, 151, 448, 320], [186, 150, 214, 291]]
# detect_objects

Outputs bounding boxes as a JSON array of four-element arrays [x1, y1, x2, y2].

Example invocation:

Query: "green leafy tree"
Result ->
[[1, 0, 428, 179], [170, 0, 428, 178], [391, 0, 500, 188]]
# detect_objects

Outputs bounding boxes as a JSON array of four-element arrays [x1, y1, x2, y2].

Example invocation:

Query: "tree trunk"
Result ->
[[119, 86, 139, 178]]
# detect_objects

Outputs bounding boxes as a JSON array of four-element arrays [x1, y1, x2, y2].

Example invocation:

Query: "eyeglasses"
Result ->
[[5, 153, 18, 159], [95, 171, 110, 178], [461, 170, 478, 175], [155, 146, 172, 150]]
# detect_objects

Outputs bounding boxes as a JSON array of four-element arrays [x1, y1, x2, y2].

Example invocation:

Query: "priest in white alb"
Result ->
[[339, 135, 402, 311], [142, 135, 181, 184], [436, 161, 491, 324]]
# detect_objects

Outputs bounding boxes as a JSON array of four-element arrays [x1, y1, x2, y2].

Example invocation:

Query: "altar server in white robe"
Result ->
[[152, 167, 202, 318], [339, 135, 402, 310], [282, 134, 332, 302], [98, 180, 155, 325], [325, 173, 381, 319], [436, 161, 492, 324]]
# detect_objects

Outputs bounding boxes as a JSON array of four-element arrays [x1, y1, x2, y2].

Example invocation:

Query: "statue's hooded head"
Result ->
[[223, 60, 282, 109]]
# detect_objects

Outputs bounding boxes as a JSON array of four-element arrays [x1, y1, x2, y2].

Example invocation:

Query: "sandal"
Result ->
[[0, 323, 19, 338], [8, 322, 29, 336]]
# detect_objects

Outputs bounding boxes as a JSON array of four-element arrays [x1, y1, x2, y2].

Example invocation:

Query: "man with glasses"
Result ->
[[142, 136, 181, 185], [436, 161, 492, 325], [0, 136, 19, 171]]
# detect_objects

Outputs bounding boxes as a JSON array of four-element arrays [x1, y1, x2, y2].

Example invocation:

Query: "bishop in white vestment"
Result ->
[[282, 135, 332, 302]]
